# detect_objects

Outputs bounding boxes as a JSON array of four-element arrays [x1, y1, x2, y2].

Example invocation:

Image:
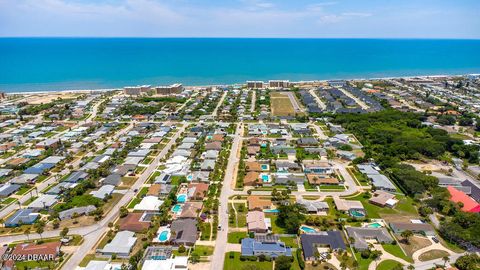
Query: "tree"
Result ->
[[455, 253, 480, 270], [276, 204, 306, 234], [60, 227, 69, 238], [275, 255, 292, 270], [407, 265, 415, 270], [400, 230, 413, 244], [442, 256, 450, 267], [370, 250, 382, 268], [190, 253, 200, 263]]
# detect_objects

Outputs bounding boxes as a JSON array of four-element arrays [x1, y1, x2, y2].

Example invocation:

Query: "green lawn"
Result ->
[[223, 252, 272, 270], [382, 244, 413, 263], [147, 171, 161, 184], [1, 197, 17, 206], [15, 186, 33, 196], [127, 197, 141, 209], [227, 232, 248, 244], [266, 213, 287, 234], [347, 193, 417, 218], [200, 222, 211, 240], [15, 260, 56, 270], [170, 175, 186, 186], [376, 259, 403, 270], [280, 236, 299, 248], [354, 252, 374, 270], [192, 245, 214, 256]]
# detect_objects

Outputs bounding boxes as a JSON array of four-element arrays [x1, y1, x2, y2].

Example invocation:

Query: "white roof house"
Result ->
[[134, 196, 163, 211], [142, 257, 188, 270], [27, 194, 58, 209], [90, 185, 115, 199], [100, 230, 137, 257]]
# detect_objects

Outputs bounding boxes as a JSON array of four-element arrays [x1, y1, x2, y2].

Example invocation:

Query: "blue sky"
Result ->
[[0, 0, 479, 38]]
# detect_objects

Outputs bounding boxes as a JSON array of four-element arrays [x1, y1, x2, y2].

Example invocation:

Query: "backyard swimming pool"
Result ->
[[260, 173, 271, 183], [368, 222, 382, 228], [350, 210, 366, 218], [177, 194, 187, 203], [172, 204, 183, 214], [263, 209, 279, 213], [300, 225, 317, 233], [261, 164, 269, 171], [158, 230, 170, 242]]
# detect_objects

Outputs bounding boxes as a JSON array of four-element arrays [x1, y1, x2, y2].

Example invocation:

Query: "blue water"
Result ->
[[300, 225, 317, 233], [0, 38, 479, 92], [368, 222, 383, 228], [171, 204, 182, 214], [177, 194, 187, 203], [158, 230, 169, 242]]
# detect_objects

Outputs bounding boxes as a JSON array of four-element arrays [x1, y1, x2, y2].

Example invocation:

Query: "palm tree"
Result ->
[[400, 230, 413, 244], [24, 227, 30, 241], [442, 256, 450, 267]]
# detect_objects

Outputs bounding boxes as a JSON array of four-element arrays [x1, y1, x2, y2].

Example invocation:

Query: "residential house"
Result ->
[[4, 209, 39, 227], [119, 213, 151, 232], [246, 211, 269, 233], [389, 221, 435, 236], [171, 218, 198, 246], [247, 196, 272, 211], [297, 199, 329, 214], [241, 238, 292, 258], [100, 230, 137, 257], [369, 191, 398, 208], [300, 232, 346, 261], [345, 227, 393, 251]]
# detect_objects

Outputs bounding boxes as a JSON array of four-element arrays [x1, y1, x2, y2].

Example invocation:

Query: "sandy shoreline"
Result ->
[[3, 73, 478, 95]]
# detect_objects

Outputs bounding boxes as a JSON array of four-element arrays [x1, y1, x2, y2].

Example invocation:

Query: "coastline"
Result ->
[[3, 73, 478, 95]]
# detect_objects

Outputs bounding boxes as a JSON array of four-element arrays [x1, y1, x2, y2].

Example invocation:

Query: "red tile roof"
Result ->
[[448, 186, 480, 213]]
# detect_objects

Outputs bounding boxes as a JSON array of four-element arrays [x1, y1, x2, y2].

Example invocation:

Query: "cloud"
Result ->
[[0, 0, 477, 38]]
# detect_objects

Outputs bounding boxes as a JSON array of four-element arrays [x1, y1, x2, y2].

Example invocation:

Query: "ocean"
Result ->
[[0, 38, 479, 92]]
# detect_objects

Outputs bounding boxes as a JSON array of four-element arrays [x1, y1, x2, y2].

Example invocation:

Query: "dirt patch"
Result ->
[[270, 92, 295, 116], [398, 236, 432, 257]]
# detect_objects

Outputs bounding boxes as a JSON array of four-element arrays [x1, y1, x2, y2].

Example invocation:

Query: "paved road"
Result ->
[[338, 87, 369, 110], [0, 124, 185, 269], [250, 90, 256, 113], [0, 122, 133, 220], [308, 88, 326, 110], [62, 123, 185, 270], [284, 92, 302, 112], [210, 123, 243, 270], [212, 90, 227, 117], [310, 121, 328, 140]]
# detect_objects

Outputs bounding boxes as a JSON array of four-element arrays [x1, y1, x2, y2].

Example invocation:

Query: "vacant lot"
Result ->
[[271, 92, 295, 116]]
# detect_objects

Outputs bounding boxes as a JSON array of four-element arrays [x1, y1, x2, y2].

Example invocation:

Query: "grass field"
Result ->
[[418, 249, 449, 262], [224, 252, 272, 270], [270, 92, 295, 116], [376, 259, 403, 270]]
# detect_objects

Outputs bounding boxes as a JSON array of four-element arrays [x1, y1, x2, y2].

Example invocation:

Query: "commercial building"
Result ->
[[154, 84, 183, 95]]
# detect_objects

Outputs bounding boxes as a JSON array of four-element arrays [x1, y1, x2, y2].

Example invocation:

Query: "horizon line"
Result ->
[[1, 36, 480, 41]]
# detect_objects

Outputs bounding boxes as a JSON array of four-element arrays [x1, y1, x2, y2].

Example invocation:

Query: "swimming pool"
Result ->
[[260, 173, 271, 183], [172, 204, 183, 214], [177, 194, 187, 203], [263, 209, 279, 213], [300, 225, 317, 233], [261, 164, 269, 171], [350, 210, 365, 218], [158, 230, 170, 242], [368, 222, 382, 228], [187, 174, 193, 181]]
